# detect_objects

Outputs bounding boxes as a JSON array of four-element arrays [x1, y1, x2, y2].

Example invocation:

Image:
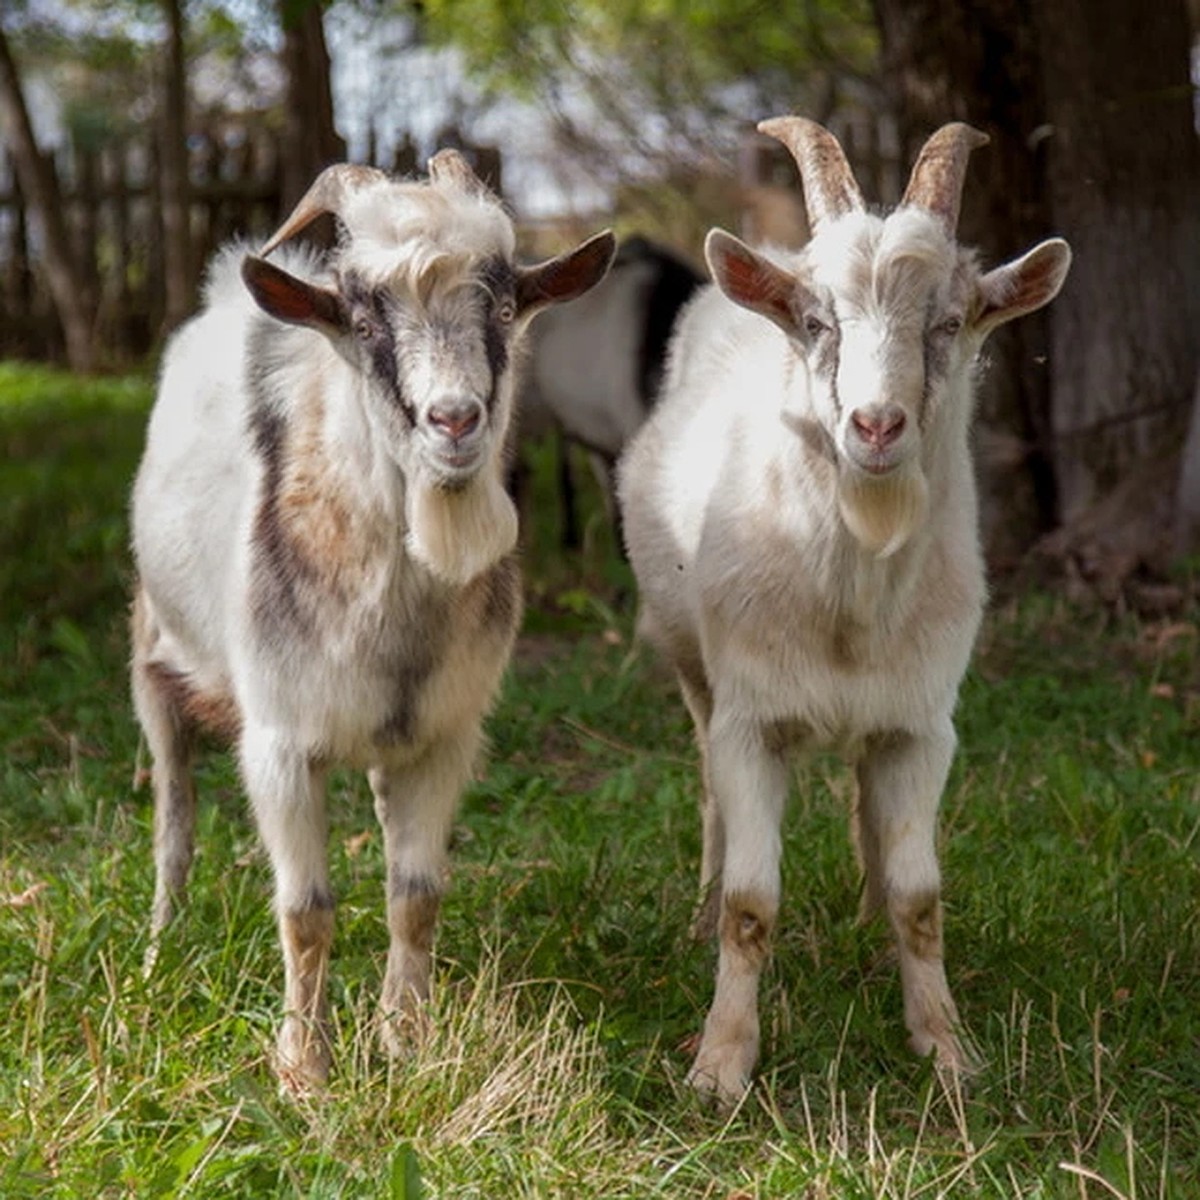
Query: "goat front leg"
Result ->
[[856, 721, 970, 1071], [687, 713, 787, 1108], [370, 731, 478, 1056], [241, 726, 333, 1090]]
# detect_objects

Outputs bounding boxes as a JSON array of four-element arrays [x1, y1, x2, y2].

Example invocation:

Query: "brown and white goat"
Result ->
[[618, 119, 1070, 1105], [131, 151, 613, 1088]]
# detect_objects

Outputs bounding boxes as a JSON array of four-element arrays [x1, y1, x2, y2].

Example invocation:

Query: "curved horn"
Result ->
[[901, 123, 989, 236], [427, 148, 484, 193], [260, 163, 386, 257], [757, 116, 864, 230]]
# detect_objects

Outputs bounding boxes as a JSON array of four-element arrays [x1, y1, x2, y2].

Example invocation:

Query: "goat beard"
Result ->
[[837, 462, 929, 558], [405, 466, 518, 585]]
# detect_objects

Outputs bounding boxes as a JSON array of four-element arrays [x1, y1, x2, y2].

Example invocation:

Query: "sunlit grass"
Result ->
[[2, 363, 1198, 1197]]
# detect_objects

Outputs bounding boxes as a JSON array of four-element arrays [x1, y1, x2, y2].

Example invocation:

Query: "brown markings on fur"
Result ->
[[274, 386, 383, 601], [250, 382, 390, 638], [282, 904, 334, 991], [390, 886, 441, 954], [719, 889, 775, 969], [830, 618, 864, 669], [892, 887, 943, 961], [144, 660, 242, 742]]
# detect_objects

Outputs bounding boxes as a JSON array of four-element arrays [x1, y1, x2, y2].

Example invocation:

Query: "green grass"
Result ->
[[2, 361, 1198, 1197]]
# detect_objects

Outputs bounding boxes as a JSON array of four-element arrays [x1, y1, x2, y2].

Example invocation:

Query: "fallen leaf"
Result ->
[[1150, 683, 1175, 699], [4, 881, 49, 907], [344, 829, 373, 858]]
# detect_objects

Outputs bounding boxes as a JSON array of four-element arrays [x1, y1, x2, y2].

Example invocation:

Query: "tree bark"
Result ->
[[160, 0, 193, 335], [0, 26, 96, 371], [873, 0, 1200, 578], [279, 0, 346, 218]]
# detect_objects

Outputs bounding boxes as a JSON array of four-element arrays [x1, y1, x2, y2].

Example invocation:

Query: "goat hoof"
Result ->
[[276, 1016, 331, 1093], [378, 1002, 432, 1058], [686, 1034, 756, 1112], [910, 1026, 980, 1082]]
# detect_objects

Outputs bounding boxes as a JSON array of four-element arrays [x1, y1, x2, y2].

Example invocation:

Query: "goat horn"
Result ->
[[757, 116, 864, 230], [260, 163, 386, 258], [901, 123, 989, 236], [427, 148, 485, 193]]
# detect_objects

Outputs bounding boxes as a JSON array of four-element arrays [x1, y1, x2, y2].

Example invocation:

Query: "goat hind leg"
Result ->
[[678, 667, 723, 941], [131, 602, 197, 942]]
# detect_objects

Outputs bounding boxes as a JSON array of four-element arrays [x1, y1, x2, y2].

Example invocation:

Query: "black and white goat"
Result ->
[[130, 150, 613, 1088], [618, 119, 1070, 1105], [514, 236, 702, 547]]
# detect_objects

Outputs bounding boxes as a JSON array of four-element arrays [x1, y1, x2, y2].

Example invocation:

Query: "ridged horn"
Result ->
[[260, 163, 386, 257], [757, 116, 864, 230], [901, 123, 989, 235], [427, 148, 484, 193]]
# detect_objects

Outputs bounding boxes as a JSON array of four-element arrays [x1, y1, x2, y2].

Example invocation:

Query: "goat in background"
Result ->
[[513, 235, 702, 550]]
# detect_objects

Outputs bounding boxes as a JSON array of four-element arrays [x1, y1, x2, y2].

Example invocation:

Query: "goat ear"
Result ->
[[974, 238, 1071, 335], [241, 255, 347, 334], [705, 229, 804, 336], [516, 230, 616, 315]]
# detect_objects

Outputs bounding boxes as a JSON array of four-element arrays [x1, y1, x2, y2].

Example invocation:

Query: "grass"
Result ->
[[1, 360, 1198, 1198]]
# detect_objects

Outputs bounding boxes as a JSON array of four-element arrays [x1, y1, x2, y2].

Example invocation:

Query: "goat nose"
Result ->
[[428, 400, 483, 441], [850, 405, 907, 449]]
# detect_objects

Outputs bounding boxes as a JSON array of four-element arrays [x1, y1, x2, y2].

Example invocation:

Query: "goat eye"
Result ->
[[495, 298, 516, 325], [940, 315, 963, 336], [803, 315, 827, 338], [354, 316, 377, 341]]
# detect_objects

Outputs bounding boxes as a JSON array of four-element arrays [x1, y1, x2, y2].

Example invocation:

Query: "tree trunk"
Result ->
[[279, 0, 346, 219], [1037, 0, 1200, 537], [873, 0, 1200, 579], [160, 0, 193, 335], [0, 27, 96, 371]]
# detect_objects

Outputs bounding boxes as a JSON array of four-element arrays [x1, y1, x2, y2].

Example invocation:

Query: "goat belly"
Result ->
[[708, 628, 969, 750]]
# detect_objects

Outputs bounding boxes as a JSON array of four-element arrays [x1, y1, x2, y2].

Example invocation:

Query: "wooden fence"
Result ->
[[0, 128, 502, 366], [0, 113, 895, 367], [0, 131, 289, 364]]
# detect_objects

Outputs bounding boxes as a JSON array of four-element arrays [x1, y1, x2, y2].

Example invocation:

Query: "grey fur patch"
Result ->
[[479, 555, 521, 635], [388, 869, 442, 902], [371, 591, 453, 747]]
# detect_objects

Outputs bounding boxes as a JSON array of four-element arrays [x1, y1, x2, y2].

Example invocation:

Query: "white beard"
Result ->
[[837, 463, 929, 558], [405, 467, 518, 585]]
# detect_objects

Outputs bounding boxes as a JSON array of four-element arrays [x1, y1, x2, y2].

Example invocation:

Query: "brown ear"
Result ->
[[241, 255, 347, 333], [705, 229, 805, 335], [516, 230, 616, 314], [974, 238, 1072, 335]]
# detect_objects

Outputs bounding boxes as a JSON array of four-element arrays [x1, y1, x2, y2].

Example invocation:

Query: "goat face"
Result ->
[[242, 235, 615, 491], [704, 120, 1070, 555], [336, 259, 519, 489]]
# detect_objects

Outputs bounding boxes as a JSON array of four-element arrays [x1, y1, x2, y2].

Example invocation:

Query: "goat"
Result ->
[[617, 118, 1070, 1105], [513, 235, 702, 549], [130, 150, 614, 1089]]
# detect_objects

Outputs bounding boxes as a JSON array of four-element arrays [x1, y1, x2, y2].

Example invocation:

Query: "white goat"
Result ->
[[618, 119, 1070, 1105], [131, 150, 614, 1089]]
